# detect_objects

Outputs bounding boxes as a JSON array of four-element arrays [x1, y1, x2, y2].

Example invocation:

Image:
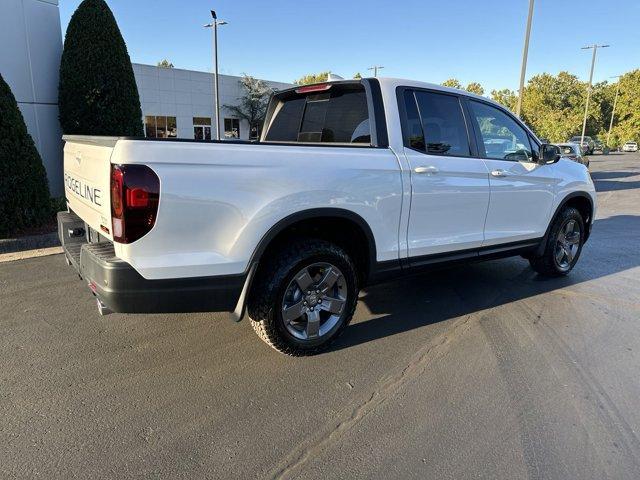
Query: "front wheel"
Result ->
[[247, 239, 359, 356], [529, 207, 585, 277]]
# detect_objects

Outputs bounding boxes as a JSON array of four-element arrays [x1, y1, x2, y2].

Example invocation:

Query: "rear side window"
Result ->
[[402, 90, 471, 156], [264, 85, 370, 144]]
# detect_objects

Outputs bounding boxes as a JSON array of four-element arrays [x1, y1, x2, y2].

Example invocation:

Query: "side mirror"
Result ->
[[540, 144, 561, 164]]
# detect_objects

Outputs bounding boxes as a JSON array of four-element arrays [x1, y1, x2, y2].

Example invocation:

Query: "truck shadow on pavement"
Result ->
[[331, 214, 640, 352]]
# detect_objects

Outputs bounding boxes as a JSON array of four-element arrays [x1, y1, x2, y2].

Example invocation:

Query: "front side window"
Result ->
[[402, 90, 470, 156], [469, 101, 532, 161], [264, 85, 370, 144]]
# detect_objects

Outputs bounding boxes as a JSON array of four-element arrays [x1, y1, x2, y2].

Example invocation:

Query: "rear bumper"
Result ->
[[58, 211, 245, 314]]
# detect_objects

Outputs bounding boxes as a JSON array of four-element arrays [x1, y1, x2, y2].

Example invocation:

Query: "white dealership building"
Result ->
[[133, 63, 291, 142], [1, 0, 290, 196]]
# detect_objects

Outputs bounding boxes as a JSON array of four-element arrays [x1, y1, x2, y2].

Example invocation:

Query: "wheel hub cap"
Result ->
[[555, 219, 581, 271], [281, 262, 347, 341]]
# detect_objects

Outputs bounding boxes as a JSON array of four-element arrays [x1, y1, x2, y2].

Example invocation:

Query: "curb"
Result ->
[[0, 246, 63, 263], [0, 232, 60, 255]]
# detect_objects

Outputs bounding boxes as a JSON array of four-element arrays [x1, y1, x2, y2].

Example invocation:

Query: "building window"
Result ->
[[193, 117, 212, 141], [145, 116, 177, 138], [224, 118, 240, 139]]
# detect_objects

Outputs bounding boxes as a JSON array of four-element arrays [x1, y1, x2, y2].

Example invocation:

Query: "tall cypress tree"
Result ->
[[0, 74, 51, 238], [59, 0, 143, 136]]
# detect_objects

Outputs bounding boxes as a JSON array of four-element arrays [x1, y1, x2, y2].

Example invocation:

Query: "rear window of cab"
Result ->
[[263, 83, 371, 145]]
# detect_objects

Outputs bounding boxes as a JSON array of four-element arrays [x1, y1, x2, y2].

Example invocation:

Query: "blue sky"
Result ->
[[59, 0, 639, 92]]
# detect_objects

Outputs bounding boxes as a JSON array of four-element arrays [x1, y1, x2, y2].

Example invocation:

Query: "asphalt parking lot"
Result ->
[[2, 153, 640, 479]]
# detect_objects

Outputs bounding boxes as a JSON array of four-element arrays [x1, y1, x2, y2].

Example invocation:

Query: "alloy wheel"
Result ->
[[281, 262, 347, 340], [554, 219, 581, 271]]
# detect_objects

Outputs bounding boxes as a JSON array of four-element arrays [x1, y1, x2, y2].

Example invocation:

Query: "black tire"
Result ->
[[529, 207, 585, 277], [247, 238, 359, 356]]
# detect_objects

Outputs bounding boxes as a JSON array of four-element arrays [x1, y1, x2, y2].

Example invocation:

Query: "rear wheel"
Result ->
[[247, 239, 359, 356], [529, 207, 584, 277]]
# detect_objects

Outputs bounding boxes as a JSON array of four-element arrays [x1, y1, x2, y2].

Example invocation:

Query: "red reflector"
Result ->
[[295, 83, 332, 94], [126, 187, 149, 208], [88, 281, 97, 294]]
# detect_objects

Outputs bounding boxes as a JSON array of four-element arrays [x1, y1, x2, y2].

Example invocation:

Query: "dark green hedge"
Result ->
[[59, 0, 143, 136], [0, 74, 52, 238]]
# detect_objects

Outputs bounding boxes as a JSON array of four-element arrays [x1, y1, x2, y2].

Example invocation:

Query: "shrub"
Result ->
[[59, 0, 143, 136], [0, 74, 52, 238]]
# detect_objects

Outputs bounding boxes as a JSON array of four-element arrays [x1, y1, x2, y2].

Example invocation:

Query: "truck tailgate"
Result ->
[[63, 136, 118, 240]]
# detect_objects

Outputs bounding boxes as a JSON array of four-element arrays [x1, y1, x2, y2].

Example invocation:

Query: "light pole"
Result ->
[[580, 44, 609, 146], [204, 10, 227, 140], [368, 65, 384, 77], [516, 0, 535, 118], [606, 75, 621, 147]]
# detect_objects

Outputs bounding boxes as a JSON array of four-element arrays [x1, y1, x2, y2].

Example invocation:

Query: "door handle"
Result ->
[[414, 166, 439, 174], [491, 169, 508, 177]]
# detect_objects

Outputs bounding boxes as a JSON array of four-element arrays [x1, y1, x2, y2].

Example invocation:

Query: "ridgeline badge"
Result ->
[[64, 172, 102, 207]]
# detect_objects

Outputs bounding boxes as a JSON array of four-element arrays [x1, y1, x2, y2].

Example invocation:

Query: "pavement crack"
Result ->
[[269, 314, 475, 479]]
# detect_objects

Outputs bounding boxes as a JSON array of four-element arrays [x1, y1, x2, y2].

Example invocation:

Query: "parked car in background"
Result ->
[[622, 141, 638, 152], [569, 136, 595, 154], [593, 140, 603, 152], [556, 143, 589, 168]]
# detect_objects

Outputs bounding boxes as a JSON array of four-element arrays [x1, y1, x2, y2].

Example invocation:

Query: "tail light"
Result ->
[[110, 164, 160, 243]]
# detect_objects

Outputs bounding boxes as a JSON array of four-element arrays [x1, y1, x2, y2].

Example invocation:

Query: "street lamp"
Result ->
[[368, 65, 384, 77], [580, 44, 609, 146], [204, 10, 227, 141], [606, 75, 621, 148], [516, 0, 535, 118]]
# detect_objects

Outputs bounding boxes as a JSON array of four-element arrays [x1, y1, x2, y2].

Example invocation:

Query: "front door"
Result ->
[[466, 100, 556, 245], [401, 89, 491, 263]]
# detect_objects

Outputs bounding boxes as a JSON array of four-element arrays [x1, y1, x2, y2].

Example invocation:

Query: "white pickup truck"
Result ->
[[59, 78, 596, 355]]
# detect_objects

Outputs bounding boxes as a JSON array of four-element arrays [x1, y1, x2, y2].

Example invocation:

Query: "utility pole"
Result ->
[[606, 75, 621, 147], [368, 65, 384, 77], [204, 10, 227, 140], [580, 44, 609, 146], [516, 0, 535, 118]]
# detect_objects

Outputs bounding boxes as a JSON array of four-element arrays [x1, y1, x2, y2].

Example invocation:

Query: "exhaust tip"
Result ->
[[96, 299, 113, 316]]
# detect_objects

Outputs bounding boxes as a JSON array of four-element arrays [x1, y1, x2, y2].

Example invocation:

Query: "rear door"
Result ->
[[465, 100, 556, 245], [400, 89, 491, 262], [63, 136, 115, 240]]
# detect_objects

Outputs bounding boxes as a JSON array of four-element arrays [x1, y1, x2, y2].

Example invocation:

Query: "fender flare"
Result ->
[[232, 208, 378, 322], [536, 191, 595, 256], [247, 207, 378, 270]]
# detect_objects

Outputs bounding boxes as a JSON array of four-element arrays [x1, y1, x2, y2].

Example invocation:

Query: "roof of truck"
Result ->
[[373, 77, 488, 101]]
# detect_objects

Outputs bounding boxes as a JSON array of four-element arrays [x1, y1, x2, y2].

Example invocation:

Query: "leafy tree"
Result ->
[[518, 72, 587, 142], [59, 0, 143, 136], [224, 75, 274, 139], [353, 72, 362, 80], [157, 59, 174, 68], [608, 69, 640, 147], [442, 78, 463, 89], [491, 89, 518, 111], [294, 71, 331, 85], [465, 82, 485, 96], [0, 74, 51, 237]]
